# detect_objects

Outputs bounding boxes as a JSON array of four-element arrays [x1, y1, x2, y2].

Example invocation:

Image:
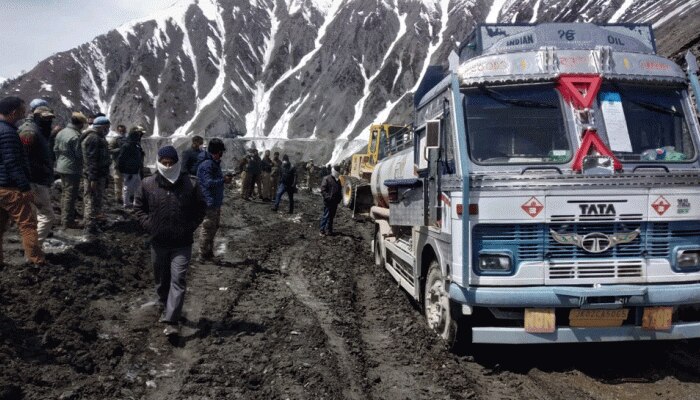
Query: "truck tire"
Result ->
[[342, 178, 359, 208], [424, 260, 462, 350], [374, 230, 384, 268]]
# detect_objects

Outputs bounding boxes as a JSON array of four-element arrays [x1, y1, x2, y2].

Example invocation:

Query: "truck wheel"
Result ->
[[424, 260, 461, 349], [342, 178, 357, 208], [374, 230, 384, 268]]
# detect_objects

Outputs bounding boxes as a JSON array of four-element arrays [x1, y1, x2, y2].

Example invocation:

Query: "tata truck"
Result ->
[[370, 22, 700, 347]]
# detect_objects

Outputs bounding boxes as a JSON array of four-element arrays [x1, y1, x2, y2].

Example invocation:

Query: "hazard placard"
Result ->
[[651, 196, 671, 216], [521, 197, 544, 218]]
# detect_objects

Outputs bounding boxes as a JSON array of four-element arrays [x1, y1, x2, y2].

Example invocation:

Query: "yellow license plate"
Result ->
[[642, 307, 673, 331], [569, 309, 629, 328], [524, 308, 556, 333]]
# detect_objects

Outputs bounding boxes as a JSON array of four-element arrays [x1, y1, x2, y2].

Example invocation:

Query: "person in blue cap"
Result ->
[[81, 115, 111, 240], [134, 145, 206, 336]]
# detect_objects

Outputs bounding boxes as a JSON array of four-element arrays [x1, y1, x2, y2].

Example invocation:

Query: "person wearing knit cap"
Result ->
[[29, 98, 48, 112], [81, 115, 111, 240], [134, 145, 206, 336], [54, 112, 88, 229], [17, 105, 57, 245]]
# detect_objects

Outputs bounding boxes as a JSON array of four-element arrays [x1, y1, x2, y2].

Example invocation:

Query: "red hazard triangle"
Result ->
[[557, 75, 602, 109], [572, 129, 622, 172]]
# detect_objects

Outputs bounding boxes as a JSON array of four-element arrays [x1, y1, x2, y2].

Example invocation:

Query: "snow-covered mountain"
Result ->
[[2, 0, 700, 163]]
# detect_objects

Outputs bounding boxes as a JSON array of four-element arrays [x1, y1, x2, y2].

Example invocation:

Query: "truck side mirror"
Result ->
[[426, 120, 441, 148], [423, 120, 441, 163]]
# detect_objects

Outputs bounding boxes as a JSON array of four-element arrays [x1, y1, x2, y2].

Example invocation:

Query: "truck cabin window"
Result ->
[[464, 85, 570, 165], [598, 84, 695, 162]]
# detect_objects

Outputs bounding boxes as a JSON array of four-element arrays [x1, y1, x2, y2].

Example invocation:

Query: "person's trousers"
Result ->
[[30, 183, 56, 243], [260, 172, 271, 200], [151, 245, 192, 323], [84, 177, 106, 233], [273, 184, 294, 213], [241, 171, 252, 199], [60, 174, 81, 225], [320, 202, 338, 234], [121, 173, 141, 207], [199, 207, 221, 257], [0, 188, 44, 264], [270, 175, 280, 200], [254, 173, 263, 199], [113, 169, 123, 201]]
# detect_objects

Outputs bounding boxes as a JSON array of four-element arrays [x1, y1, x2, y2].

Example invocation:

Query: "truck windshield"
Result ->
[[464, 84, 570, 164], [598, 84, 695, 162]]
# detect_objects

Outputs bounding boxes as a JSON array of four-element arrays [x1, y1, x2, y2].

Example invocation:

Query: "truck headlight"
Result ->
[[676, 249, 700, 270], [478, 253, 512, 273]]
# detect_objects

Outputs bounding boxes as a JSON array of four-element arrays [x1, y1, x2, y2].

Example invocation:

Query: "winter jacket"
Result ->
[[280, 161, 296, 187], [117, 132, 145, 175], [182, 147, 203, 176], [17, 119, 54, 186], [261, 156, 272, 173], [81, 128, 111, 181], [196, 151, 225, 208], [320, 175, 342, 205], [270, 158, 282, 178], [246, 155, 261, 175], [134, 173, 206, 248], [54, 123, 83, 175], [108, 134, 127, 163], [0, 121, 31, 192]]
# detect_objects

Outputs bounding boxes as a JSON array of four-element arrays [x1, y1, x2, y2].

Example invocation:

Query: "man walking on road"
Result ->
[[319, 165, 342, 236], [54, 112, 88, 229], [0, 97, 45, 266], [81, 116, 111, 240], [196, 138, 232, 261], [134, 145, 206, 336], [18, 105, 57, 245], [272, 154, 296, 214]]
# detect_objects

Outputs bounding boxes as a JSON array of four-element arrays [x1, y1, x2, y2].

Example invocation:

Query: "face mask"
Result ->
[[331, 169, 340, 179], [157, 160, 181, 184]]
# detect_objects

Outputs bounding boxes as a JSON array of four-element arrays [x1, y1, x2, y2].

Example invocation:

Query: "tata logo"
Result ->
[[551, 229, 640, 254], [579, 203, 616, 216]]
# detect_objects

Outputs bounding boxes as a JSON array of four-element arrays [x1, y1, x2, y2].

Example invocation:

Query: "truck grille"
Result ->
[[547, 260, 644, 283], [472, 221, 700, 269]]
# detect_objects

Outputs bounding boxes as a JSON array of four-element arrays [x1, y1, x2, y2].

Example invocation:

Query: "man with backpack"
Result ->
[[117, 126, 146, 209], [271, 154, 296, 214]]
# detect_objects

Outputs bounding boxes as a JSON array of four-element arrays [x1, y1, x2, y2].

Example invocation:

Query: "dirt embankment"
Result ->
[[2, 187, 700, 400]]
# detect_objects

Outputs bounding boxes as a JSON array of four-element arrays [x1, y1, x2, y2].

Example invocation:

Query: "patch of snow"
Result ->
[[486, 0, 508, 23], [268, 93, 310, 139], [60, 95, 73, 108], [40, 82, 53, 92], [262, 3, 280, 72], [608, 0, 635, 22], [139, 76, 154, 98], [529, 0, 541, 22], [653, 0, 700, 28]]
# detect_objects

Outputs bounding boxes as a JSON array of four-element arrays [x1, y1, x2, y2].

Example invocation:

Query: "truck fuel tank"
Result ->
[[370, 149, 416, 207]]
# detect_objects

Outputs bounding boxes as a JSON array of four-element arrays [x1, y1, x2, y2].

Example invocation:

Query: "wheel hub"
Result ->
[[426, 279, 448, 331]]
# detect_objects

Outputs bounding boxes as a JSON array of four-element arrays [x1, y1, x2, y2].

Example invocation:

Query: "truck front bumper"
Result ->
[[448, 282, 700, 343]]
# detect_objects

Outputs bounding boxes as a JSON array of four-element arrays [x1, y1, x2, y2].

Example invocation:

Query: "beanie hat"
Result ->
[[29, 98, 48, 111], [157, 145, 179, 162], [32, 106, 55, 118], [93, 116, 111, 126], [71, 111, 88, 124]]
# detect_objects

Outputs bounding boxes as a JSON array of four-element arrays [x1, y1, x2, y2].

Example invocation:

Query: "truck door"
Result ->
[[424, 120, 441, 227]]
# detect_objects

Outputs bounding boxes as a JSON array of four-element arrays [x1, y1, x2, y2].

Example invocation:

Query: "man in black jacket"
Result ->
[[319, 165, 342, 236], [272, 154, 296, 214], [117, 127, 145, 208], [181, 135, 204, 176], [134, 145, 206, 336], [81, 116, 111, 240]]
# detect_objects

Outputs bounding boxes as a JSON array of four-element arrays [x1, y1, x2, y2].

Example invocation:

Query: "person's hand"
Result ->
[[89, 181, 98, 192]]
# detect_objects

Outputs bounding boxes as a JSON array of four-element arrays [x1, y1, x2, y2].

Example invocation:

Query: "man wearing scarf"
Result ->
[[134, 145, 206, 336]]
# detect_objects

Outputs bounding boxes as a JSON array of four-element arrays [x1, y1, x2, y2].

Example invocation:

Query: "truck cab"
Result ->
[[371, 22, 700, 346]]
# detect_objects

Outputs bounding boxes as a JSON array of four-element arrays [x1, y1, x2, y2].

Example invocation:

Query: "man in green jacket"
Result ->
[[54, 112, 87, 229], [81, 116, 111, 240]]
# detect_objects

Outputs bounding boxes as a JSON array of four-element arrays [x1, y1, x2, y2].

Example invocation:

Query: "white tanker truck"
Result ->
[[370, 22, 700, 347]]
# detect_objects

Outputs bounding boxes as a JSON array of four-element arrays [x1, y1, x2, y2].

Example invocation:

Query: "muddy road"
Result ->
[[2, 187, 700, 399]]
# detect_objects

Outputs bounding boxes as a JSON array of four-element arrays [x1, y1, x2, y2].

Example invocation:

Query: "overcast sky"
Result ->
[[0, 0, 178, 79]]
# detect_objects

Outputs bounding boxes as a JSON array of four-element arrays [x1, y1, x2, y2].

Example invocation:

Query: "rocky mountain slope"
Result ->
[[2, 0, 699, 162]]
